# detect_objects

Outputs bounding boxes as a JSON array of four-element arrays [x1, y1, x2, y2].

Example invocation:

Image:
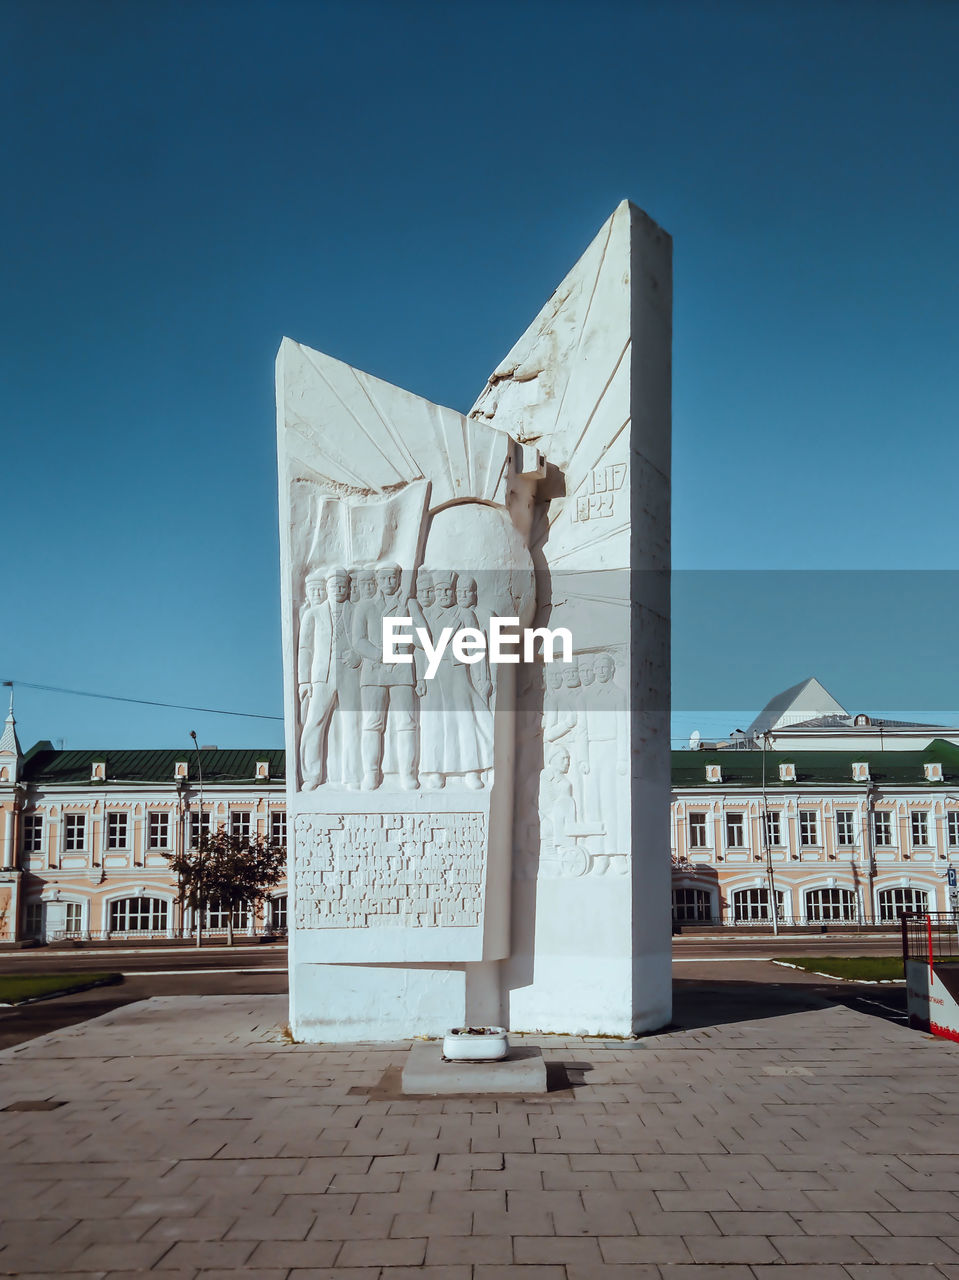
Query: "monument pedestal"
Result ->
[[289, 959, 504, 1043], [401, 1040, 547, 1095]]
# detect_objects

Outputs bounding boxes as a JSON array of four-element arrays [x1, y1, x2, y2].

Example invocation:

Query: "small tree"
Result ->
[[166, 827, 286, 946]]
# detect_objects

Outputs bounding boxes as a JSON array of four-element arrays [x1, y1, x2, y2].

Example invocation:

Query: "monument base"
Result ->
[[401, 1041, 547, 1095], [289, 959, 504, 1042]]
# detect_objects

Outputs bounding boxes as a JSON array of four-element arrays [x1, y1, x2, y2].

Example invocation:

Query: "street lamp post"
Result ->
[[190, 730, 205, 948], [761, 731, 779, 936]]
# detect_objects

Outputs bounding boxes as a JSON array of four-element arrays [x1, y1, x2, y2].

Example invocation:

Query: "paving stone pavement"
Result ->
[[1, 994, 959, 1279]]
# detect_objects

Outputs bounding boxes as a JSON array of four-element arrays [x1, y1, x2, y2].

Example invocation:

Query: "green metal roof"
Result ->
[[20, 740, 959, 790], [21, 744, 286, 786], [671, 739, 959, 788]]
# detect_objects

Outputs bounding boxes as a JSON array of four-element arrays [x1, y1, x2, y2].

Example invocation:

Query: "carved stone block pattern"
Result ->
[[294, 811, 485, 929]]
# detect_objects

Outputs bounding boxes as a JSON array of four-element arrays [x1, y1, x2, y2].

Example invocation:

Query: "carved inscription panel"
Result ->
[[571, 462, 627, 523], [294, 811, 486, 930]]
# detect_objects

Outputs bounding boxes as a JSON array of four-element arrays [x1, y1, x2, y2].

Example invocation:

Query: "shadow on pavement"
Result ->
[[669, 976, 908, 1034], [0, 973, 288, 1051]]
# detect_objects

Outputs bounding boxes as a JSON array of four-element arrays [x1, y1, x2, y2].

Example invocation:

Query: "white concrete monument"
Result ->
[[277, 200, 672, 1040]]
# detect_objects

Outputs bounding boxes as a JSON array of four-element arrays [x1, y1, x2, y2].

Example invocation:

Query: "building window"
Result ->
[[189, 811, 213, 848], [835, 811, 856, 847], [762, 811, 781, 848], [148, 812, 170, 850], [877, 887, 928, 922], [799, 810, 819, 847], [206, 902, 250, 931], [24, 902, 42, 936], [230, 811, 252, 840], [672, 888, 711, 922], [64, 814, 86, 851], [272, 894, 287, 931], [805, 887, 857, 922], [106, 812, 129, 850], [949, 812, 959, 848], [64, 902, 83, 934], [725, 813, 745, 849], [270, 811, 287, 847], [109, 897, 169, 932], [22, 814, 43, 853], [688, 812, 708, 849], [910, 811, 930, 848], [874, 812, 894, 847], [732, 888, 784, 922]]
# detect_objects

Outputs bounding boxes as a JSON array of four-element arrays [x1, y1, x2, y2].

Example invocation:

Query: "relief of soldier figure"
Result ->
[[296, 561, 495, 792], [520, 650, 627, 878]]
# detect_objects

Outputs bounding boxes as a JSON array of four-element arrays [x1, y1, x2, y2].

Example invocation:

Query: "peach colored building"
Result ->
[[671, 744, 959, 925], [0, 710, 286, 943], [4, 697, 958, 940]]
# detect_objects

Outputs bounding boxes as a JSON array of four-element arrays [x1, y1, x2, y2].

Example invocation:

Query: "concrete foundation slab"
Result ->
[[400, 1039, 547, 1094]]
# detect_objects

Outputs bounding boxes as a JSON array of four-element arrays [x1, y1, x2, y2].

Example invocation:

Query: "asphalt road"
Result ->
[[0, 942, 289, 975], [0, 932, 907, 979], [0, 939, 913, 1053], [672, 932, 905, 959]]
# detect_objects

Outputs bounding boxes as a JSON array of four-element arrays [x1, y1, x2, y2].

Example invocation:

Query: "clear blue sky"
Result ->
[[3, 0, 958, 749]]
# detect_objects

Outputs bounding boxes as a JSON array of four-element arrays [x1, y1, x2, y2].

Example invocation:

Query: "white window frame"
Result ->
[[874, 812, 894, 847], [835, 810, 856, 848], [108, 896, 170, 932], [799, 810, 819, 847], [910, 811, 931, 848], [189, 810, 213, 849], [805, 887, 856, 922], [724, 812, 746, 850], [148, 812, 171, 850], [63, 813, 87, 852], [206, 901, 250, 931], [271, 894, 288, 931], [877, 887, 928, 922], [64, 901, 84, 935], [230, 811, 252, 841], [672, 887, 712, 922], [949, 812, 959, 848], [269, 811, 287, 847], [22, 813, 43, 853], [762, 810, 782, 848], [732, 887, 784, 922], [106, 811, 129, 850]]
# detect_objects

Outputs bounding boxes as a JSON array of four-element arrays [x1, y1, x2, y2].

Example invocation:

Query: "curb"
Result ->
[[772, 960, 905, 985]]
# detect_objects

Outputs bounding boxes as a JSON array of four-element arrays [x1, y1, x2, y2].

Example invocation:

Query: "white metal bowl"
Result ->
[[442, 1026, 509, 1061]]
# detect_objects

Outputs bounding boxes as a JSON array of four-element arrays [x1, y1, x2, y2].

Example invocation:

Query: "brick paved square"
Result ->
[[3, 994, 959, 1280], [336, 1236, 428, 1267], [424, 1234, 513, 1264]]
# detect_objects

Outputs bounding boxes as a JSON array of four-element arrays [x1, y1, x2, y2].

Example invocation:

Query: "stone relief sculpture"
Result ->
[[351, 562, 427, 791], [292, 559, 503, 792], [278, 200, 672, 1041], [514, 649, 628, 880]]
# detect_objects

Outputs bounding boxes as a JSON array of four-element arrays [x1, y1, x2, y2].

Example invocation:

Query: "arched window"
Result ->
[[672, 888, 711, 922], [877, 887, 928, 923], [109, 898, 168, 932], [272, 894, 288, 931], [732, 888, 784, 922], [805, 888, 856, 922], [206, 902, 250, 931]]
